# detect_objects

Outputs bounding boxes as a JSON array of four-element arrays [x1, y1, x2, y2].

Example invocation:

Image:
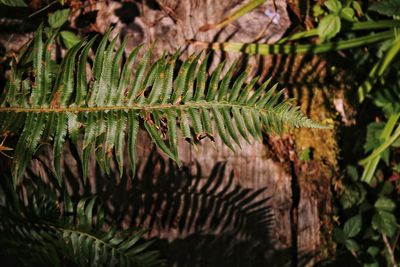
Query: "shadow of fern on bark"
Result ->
[[18, 146, 316, 266], [71, 149, 315, 266]]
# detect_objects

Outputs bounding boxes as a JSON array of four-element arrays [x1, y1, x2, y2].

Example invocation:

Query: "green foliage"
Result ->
[[1, 0, 399, 265], [60, 30, 81, 48], [0, 0, 26, 7], [372, 197, 398, 237], [369, 0, 400, 17], [0, 175, 163, 267], [48, 9, 70, 29], [318, 14, 341, 42], [334, 215, 362, 252], [0, 26, 323, 186], [317, 0, 358, 42]]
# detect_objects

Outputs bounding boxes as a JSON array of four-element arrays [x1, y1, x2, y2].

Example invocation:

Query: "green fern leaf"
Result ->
[[0, 28, 328, 186], [0, 179, 163, 267]]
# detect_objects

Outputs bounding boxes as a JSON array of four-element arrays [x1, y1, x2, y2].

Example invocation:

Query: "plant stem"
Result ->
[[383, 234, 398, 267], [278, 20, 400, 43], [360, 113, 400, 183], [357, 34, 400, 102], [209, 30, 394, 55]]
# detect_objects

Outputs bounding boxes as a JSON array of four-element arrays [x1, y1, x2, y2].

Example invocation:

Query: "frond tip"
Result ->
[[0, 26, 328, 185]]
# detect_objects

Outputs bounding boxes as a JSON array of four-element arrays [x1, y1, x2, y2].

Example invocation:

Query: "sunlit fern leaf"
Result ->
[[0, 25, 328, 186], [0, 175, 163, 267]]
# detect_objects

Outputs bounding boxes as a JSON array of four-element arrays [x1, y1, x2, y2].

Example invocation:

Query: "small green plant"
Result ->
[[316, 0, 359, 42]]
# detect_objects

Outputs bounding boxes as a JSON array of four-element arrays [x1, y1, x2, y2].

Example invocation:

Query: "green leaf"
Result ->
[[371, 210, 398, 237], [318, 14, 341, 42], [324, 0, 342, 13], [364, 122, 386, 153], [340, 7, 356, 22], [374, 197, 396, 211], [369, 0, 400, 17], [340, 183, 366, 209], [367, 246, 380, 257], [60, 31, 81, 49], [53, 113, 67, 183], [0, 0, 27, 7], [343, 214, 362, 238], [344, 239, 360, 252], [48, 9, 70, 29]]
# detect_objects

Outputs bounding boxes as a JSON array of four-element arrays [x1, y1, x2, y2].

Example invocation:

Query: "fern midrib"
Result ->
[[57, 225, 138, 259], [0, 101, 285, 114], [62, 228, 122, 253]]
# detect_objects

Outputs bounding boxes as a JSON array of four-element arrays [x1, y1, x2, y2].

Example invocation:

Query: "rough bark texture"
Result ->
[[0, 0, 340, 266]]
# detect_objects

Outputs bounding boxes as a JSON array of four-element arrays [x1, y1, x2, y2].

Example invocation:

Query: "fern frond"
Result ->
[[0, 176, 163, 267], [0, 26, 328, 185]]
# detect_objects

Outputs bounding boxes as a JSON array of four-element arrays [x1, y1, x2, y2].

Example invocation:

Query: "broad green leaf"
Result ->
[[343, 214, 362, 238], [318, 14, 341, 42], [340, 7, 356, 22], [375, 197, 396, 211], [48, 9, 70, 29], [340, 183, 366, 209], [324, 0, 342, 13], [371, 210, 398, 237], [60, 31, 81, 49]]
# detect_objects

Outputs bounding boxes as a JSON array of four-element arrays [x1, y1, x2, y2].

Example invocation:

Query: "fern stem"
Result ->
[[0, 102, 309, 116]]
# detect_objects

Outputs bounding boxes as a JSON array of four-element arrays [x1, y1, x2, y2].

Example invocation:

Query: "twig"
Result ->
[[383, 234, 398, 267]]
